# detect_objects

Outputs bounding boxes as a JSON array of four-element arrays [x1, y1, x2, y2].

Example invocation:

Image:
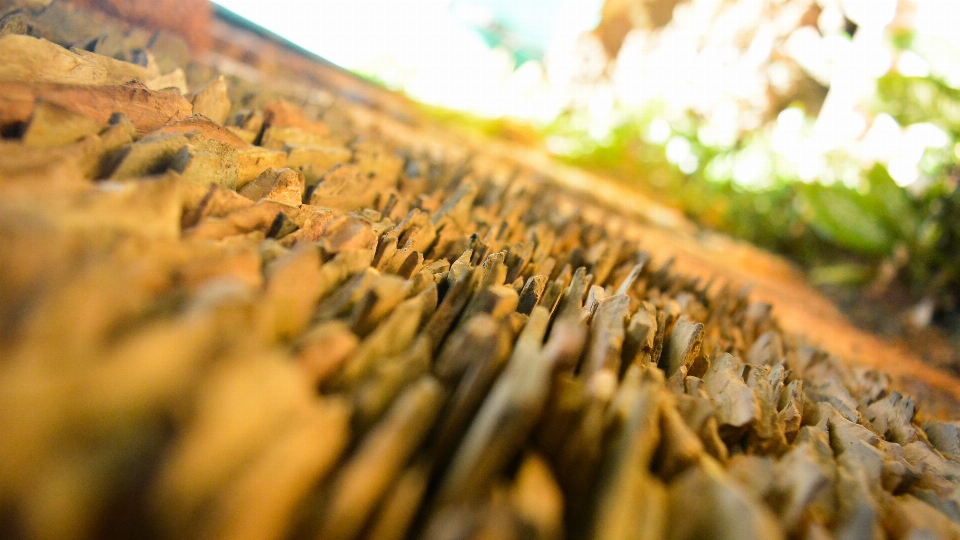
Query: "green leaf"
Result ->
[[810, 263, 874, 285], [800, 185, 894, 256], [863, 163, 919, 239]]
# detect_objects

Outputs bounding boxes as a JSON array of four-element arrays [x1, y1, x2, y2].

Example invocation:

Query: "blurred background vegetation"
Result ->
[[536, 0, 960, 342], [215, 0, 960, 343]]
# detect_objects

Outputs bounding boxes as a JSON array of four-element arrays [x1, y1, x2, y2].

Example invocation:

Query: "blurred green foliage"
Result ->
[[545, 57, 960, 324], [878, 74, 960, 138]]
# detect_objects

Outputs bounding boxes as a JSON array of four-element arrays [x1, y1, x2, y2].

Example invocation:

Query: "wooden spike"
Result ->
[[315, 377, 445, 540]]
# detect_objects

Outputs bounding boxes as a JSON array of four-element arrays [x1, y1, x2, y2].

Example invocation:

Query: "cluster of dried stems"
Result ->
[[2, 2, 960, 540]]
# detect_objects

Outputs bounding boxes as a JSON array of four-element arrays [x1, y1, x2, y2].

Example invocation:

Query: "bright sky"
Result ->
[[212, 0, 602, 120]]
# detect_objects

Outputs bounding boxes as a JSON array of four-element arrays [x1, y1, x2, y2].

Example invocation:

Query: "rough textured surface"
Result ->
[[67, 0, 211, 50], [3, 3, 960, 540]]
